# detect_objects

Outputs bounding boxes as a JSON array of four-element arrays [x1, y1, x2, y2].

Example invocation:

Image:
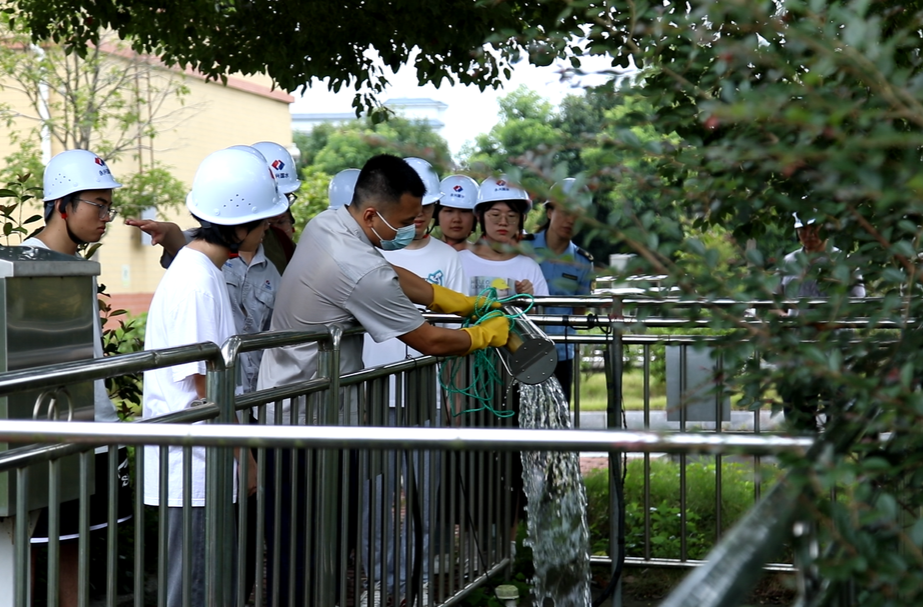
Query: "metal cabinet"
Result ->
[[0, 245, 99, 516]]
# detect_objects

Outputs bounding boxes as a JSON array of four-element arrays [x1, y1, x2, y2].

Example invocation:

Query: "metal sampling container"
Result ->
[[499, 304, 558, 385], [0, 245, 99, 516]]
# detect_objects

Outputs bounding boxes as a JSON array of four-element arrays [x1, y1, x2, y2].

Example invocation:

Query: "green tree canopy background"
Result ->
[[289, 115, 451, 235], [13, 0, 923, 601]]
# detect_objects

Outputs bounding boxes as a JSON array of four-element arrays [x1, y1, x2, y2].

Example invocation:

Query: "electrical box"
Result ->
[[0, 245, 98, 516], [666, 345, 730, 424]]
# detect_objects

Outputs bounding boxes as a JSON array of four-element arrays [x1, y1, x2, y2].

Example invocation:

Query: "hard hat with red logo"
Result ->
[[252, 141, 302, 195], [476, 175, 531, 215], [43, 150, 122, 202], [439, 175, 479, 211], [186, 148, 289, 225]]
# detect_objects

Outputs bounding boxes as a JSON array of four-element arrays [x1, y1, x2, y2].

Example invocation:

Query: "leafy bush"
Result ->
[[585, 458, 781, 560]]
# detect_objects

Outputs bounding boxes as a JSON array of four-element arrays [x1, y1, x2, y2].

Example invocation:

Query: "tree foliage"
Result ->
[[0, 16, 194, 159], [11, 0, 923, 600], [534, 1, 923, 602], [290, 116, 451, 225], [0, 16, 194, 218], [462, 85, 685, 264], [5, 0, 591, 115], [294, 116, 451, 175]]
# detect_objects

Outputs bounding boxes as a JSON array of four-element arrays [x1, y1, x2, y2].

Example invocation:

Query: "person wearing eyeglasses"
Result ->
[[20, 149, 131, 607], [459, 176, 549, 299]]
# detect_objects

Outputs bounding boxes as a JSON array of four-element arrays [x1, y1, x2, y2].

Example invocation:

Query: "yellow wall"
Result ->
[[96, 68, 294, 297], [0, 51, 293, 307]]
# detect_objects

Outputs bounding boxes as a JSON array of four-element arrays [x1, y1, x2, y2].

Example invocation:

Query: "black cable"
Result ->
[[592, 464, 626, 607], [592, 327, 626, 607], [404, 449, 424, 607]]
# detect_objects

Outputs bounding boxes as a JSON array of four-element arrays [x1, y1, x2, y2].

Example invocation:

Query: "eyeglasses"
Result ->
[[269, 216, 293, 228], [77, 199, 119, 221], [484, 211, 520, 225]]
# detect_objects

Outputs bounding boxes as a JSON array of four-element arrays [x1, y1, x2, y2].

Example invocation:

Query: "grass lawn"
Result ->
[[575, 369, 777, 412], [577, 369, 667, 412]]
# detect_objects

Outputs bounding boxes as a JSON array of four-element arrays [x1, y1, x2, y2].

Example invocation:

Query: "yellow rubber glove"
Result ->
[[461, 315, 510, 354], [429, 283, 498, 317]]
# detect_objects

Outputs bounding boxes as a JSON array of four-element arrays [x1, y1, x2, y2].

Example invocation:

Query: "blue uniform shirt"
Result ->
[[529, 231, 593, 361]]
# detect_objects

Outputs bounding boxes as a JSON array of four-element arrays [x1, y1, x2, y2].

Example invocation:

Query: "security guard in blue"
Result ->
[[525, 178, 594, 403]]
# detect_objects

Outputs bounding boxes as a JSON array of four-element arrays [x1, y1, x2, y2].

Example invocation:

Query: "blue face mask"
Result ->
[[372, 210, 415, 251]]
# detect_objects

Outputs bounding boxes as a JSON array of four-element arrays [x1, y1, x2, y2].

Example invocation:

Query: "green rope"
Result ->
[[440, 287, 535, 418]]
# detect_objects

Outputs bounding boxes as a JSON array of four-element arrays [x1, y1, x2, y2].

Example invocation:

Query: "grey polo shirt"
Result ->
[[257, 206, 425, 422]]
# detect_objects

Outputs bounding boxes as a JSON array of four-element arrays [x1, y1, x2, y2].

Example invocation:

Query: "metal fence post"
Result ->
[[315, 325, 343, 605], [205, 355, 236, 607], [607, 318, 624, 607]]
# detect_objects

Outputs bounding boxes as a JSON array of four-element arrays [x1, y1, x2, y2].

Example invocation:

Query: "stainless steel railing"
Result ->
[[0, 297, 860, 607]]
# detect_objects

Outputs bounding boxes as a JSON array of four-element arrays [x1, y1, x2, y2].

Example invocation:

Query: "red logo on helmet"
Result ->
[[272, 159, 285, 171], [453, 185, 463, 192], [94, 157, 105, 166], [496, 180, 507, 187]]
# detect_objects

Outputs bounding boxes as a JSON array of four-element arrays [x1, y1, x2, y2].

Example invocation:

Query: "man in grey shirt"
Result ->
[[778, 211, 865, 432], [256, 154, 508, 607], [258, 154, 507, 414]]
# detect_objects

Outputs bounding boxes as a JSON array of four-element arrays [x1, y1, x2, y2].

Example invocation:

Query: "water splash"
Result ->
[[519, 379, 592, 606]]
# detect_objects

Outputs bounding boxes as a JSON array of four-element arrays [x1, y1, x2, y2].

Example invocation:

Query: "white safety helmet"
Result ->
[[439, 175, 479, 211], [43, 149, 123, 201], [404, 157, 441, 205], [186, 148, 289, 225], [227, 144, 266, 160], [476, 175, 531, 214], [226, 145, 288, 208], [792, 212, 817, 229], [328, 168, 360, 209], [252, 141, 302, 194]]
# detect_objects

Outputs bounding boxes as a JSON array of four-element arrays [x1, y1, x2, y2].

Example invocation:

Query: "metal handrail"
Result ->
[[514, 295, 884, 308], [0, 421, 813, 457], [0, 299, 876, 607]]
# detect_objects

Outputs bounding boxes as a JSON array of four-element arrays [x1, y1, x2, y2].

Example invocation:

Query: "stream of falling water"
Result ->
[[518, 378, 592, 606]]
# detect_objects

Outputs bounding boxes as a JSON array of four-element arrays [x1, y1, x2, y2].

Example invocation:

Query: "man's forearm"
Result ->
[[393, 264, 436, 307]]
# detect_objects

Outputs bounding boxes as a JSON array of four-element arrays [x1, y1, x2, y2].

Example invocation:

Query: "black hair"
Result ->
[[432, 202, 478, 231], [535, 201, 553, 233], [474, 199, 527, 233], [189, 215, 264, 251], [44, 193, 78, 222], [351, 154, 425, 209]]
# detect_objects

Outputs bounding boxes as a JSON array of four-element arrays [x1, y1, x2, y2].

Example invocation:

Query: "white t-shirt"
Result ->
[[142, 247, 238, 507], [458, 249, 549, 298], [20, 237, 120, 425], [362, 237, 466, 407]]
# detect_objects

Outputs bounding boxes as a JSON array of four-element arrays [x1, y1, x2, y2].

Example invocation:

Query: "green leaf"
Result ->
[[910, 519, 923, 547]]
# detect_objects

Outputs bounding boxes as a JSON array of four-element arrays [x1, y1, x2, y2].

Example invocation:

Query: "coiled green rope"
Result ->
[[439, 288, 535, 417]]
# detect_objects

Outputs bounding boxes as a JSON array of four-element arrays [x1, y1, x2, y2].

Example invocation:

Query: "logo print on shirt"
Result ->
[[264, 280, 273, 290], [427, 270, 445, 286]]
